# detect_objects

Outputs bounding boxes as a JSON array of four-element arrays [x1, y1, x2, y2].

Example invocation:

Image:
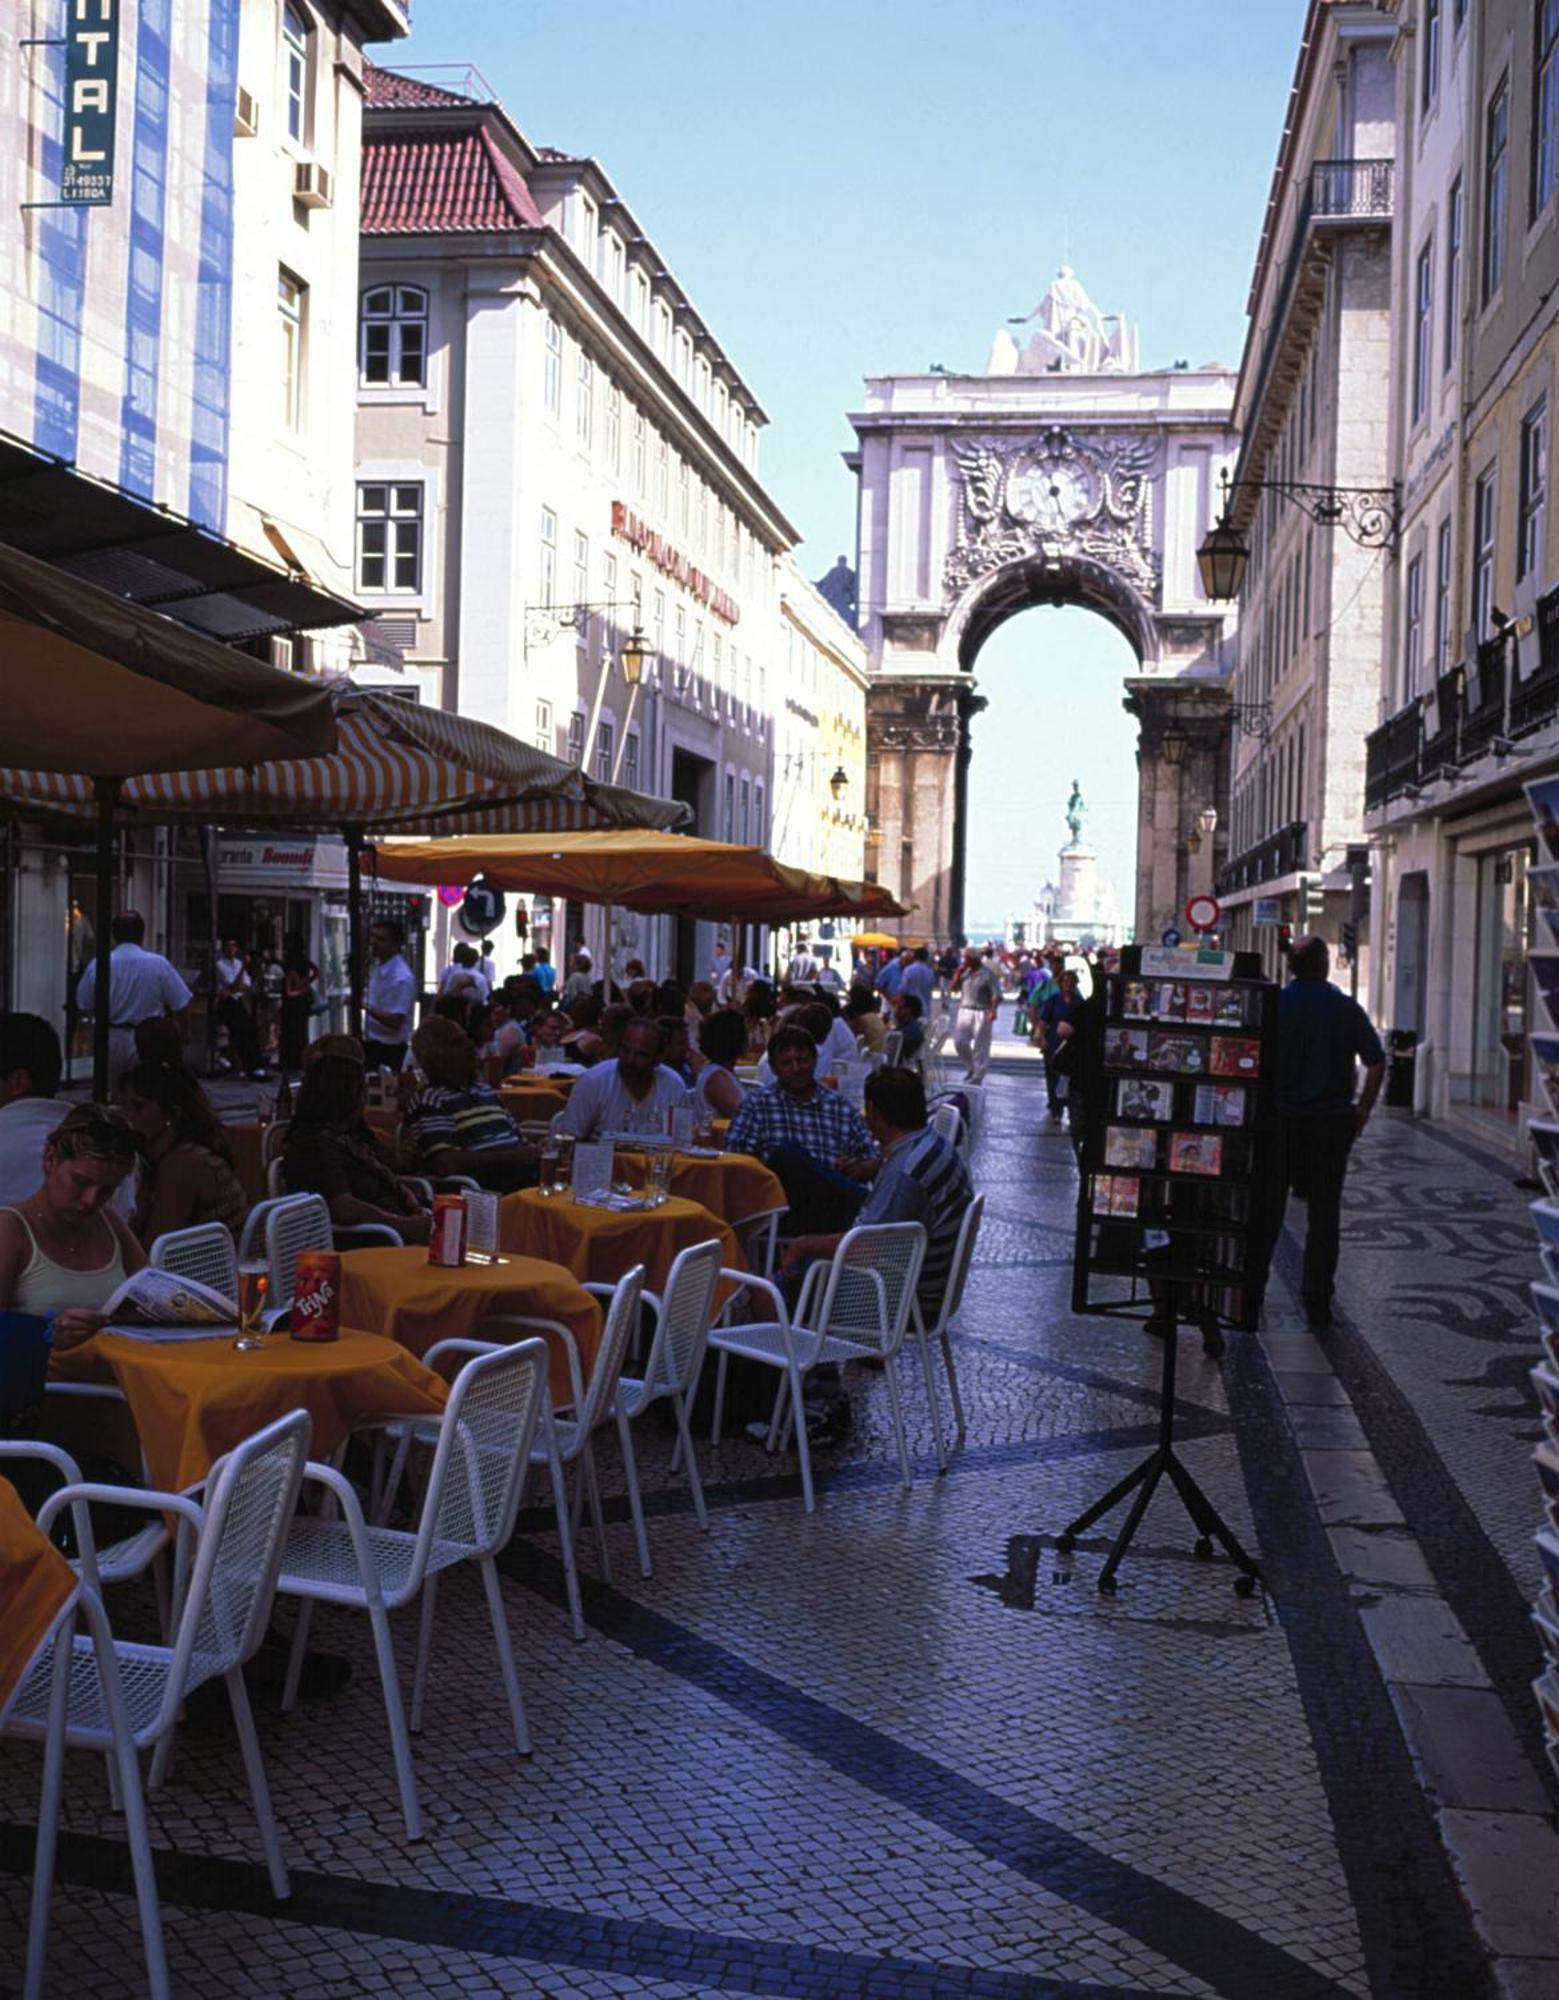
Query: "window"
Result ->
[[1537, 1, 1559, 218], [1473, 466, 1497, 637], [697, 479, 708, 551], [754, 781, 765, 839], [1412, 239, 1433, 422], [604, 231, 624, 305], [605, 384, 621, 472], [1520, 399, 1548, 582], [678, 457, 690, 533], [282, 4, 308, 144], [655, 435, 669, 514], [577, 193, 597, 261], [566, 712, 585, 765], [539, 506, 557, 607], [673, 605, 686, 679], [595, 720, 614, 782], [1444, 175, 1463, 373], [543, 315, 562, 416], [1422, 0, 1440, 115], [356, 482, 422, 594], [602, 551, 617, 632], [624, 732, 640, 792], [1404, 554, 1425, 700], [723, 772, 735, 843], [652, 590, 665, 667], [1483, 77, 1510, 305], [632, 269, 649, 334], [631, 407, 646, 491], [1434, 518, 1454, 676], [278, 270, 304, 429], [573, 530, 589, 618], [576, 349, 593, 448], [534, 698, 553, 753], [359, 286, 427, 388], [739, 776, 750, 845]]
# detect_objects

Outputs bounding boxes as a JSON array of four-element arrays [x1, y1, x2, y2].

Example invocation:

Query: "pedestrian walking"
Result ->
[[213, 937, 264, 1077], [74, 912, 192, 1080], [786, 936, 820, 984], [1037, 967, 1079, 1121], [363, 917, 417, 1073], [1253, 934, 1385, 1330], [279, 931, 320, 1076], [952, 946, 1002, 1083]]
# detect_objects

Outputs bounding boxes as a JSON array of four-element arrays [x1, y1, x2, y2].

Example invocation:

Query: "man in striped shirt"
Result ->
[[778, 1066, 972, 1316], [403, 1017, 538, 1190]]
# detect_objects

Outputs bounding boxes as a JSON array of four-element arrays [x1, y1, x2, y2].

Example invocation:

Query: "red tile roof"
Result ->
[[365, 64, 476, 109], [362, 126, 544, 234]]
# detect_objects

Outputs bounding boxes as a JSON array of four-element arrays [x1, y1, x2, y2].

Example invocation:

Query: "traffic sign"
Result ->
[[436, 884, 464, 908], [1185, 894, 1221, 933], [458, 877, 506, 936], [1160, 927, 1182, 948]]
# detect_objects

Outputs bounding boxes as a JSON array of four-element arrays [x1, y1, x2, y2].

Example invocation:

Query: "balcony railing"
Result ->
[[1362, 584, 1559, 807], [1310, 157, 1394, 220], [1216, 820, 1308, 897]]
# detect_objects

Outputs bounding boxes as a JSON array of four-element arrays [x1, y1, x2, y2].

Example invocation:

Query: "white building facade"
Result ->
[[354, 66, 796, 984]]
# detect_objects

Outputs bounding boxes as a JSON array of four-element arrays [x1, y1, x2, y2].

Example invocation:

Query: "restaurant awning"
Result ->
[[369, 829, 905, 923], [0, 432, 364, 645]]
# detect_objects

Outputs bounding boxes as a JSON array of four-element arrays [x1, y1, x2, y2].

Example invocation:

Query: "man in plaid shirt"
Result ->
[[726, 1022, 878, 1232]]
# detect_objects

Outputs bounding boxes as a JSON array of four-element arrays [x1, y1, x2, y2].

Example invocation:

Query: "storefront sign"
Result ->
[[62, 0, 120, 206], [1253, 897, 1281, 927], [216, 836, 350, 891], [610, 502, 740, 625]]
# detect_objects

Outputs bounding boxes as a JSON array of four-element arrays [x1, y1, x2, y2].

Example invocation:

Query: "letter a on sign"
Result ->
[[61, 0, 119, 204]]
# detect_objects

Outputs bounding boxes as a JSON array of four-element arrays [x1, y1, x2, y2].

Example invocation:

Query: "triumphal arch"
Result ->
[[844, 269, 1239, 943]]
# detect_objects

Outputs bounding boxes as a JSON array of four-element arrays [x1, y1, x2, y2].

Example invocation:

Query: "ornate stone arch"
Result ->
[[944, 551, 1160, 674]]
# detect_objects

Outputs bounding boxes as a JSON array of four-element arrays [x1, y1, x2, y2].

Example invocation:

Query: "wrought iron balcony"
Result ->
[[1215, 820, 1308, 897], [1310, 158, 1394, 221], [1364, 702, 1423, 811]]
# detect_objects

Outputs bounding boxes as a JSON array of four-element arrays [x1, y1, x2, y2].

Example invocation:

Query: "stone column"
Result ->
[[866, 675, 965, 941], [1123, 679, 1232, 941]]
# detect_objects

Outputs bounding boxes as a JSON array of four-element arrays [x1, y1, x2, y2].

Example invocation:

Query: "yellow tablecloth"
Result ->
[[616, 1150, 785, 1224], [337, 1245, 601, 1408], [500, 1188, 739, 1298], [0, 1475, 75, 1713], [52, 1331, 447, 1494], [498, 1081, 572, 1123]]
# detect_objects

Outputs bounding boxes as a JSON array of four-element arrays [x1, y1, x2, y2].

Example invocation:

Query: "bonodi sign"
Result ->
[[62, 0, 120, 206]]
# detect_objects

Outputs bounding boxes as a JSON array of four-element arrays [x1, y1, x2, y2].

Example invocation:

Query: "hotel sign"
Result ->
[[62, 0, 120, 205], [610, 502, 740, 626]]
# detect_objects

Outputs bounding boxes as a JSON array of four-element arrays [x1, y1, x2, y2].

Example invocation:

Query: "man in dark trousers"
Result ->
[[1255, 934, 1386, 1330]]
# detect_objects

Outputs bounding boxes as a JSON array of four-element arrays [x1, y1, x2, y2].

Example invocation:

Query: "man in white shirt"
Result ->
[[560, 949, 594, 1011], [787, 937, 820, 984], [559, 1018, 689, 1139], [478, 939, 498, 989], [0, 1013, 135, 1214], [74, 912, 192, 1080], [364, 917, 418, 1072], [439, 943, 489, 1005], [213, 937, 264, 1076], [953, 946, 1002, 1082]]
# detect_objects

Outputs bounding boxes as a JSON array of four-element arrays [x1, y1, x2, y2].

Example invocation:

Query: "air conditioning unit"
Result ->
[[234, 86, 259, 137], [293, 160, 333, 209]]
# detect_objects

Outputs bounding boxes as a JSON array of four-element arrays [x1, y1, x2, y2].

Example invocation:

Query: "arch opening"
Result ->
[[951, 553, 1156, 674]]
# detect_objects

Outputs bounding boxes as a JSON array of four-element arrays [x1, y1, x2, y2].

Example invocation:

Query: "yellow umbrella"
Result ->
[[850, 931, 905, 950]]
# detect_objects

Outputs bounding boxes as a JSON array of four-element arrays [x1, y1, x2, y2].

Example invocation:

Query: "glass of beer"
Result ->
[[234, 1260, 269, 1351], [538, 1138, 561, 1195]]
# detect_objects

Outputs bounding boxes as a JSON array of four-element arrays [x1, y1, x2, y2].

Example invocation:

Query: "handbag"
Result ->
[[0, 1310, 52, 1422]]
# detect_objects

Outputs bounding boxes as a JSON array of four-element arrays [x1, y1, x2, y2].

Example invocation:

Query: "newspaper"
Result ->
[[103, 1267, 238, 1342]]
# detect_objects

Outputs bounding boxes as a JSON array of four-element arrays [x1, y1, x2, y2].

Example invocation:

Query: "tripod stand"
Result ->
[[1057, 1292, 1263, 1596]]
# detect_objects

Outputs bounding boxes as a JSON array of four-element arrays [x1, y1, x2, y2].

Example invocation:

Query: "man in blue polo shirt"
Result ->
[[1255, 934, 1385, 1330]]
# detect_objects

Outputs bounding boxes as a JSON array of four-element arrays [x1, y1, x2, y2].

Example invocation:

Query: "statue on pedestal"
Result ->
[[1065, 778, 1086, 845]]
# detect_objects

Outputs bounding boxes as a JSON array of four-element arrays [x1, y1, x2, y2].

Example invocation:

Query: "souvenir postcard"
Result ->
[[1535, 1363, 1559, 1430], [1532, 953, 1559, 1029], [1120, 978, 1152, 1019], [1116, 1076, 1175, 1121], [1169, 1131, 1222, 1176], [1533, 866, 1559, 944], [1210, 1035, 1262, 1078], [1527, 776, 1559, 862], [1534, 1034, 1559, 1117], [1544, 1246, 1559, 1291], [1193, 1083, 1247, 1127], [1535, 1590, 1559, 1666], [1540, 1526, 1559, 1596], [1534, 1281, 1559, 1371], [1152, 981, 1187, 1020], [1103, 1026, 1150, 1068], [1532, 1122, 1559, 1198], [1094, 1174, 1141, 1218], [1148, 1032, 1207, 1073], [1214, 987, 1248, 1027], [1104, 1125, 1158, 1170], [1536, 1439, 1559, 1524], [1532, 1199, 1559, 1249], [1185, 984, 1216, 1024]]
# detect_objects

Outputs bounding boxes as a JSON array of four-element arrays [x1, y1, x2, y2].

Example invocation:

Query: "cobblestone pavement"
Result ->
[[2, 1070, 1555, 1996]]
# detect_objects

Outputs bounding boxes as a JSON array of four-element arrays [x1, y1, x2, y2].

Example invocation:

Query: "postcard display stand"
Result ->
[[1520, 778, 1559, 1772], [1059, 942, 1275, 1595]]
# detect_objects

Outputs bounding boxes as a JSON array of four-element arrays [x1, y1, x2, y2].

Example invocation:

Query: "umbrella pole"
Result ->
[[200, 827, 222, 1076], [604, 897, 614, 998], [91, 778, 119, 1100], [347, 828, 365, 1042]]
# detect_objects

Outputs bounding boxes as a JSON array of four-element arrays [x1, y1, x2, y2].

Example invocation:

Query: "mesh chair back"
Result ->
[[577, 1266, 646, 1431], [264, 1194, 331, 1310], [414, 1337, 549, 1571], [261, 1121, 290, 1168], [926, 1193, 984, 1334], [149, 1223, 239, 1303], [881, 1031, 904, 1066], [239, 1193, 310, 1264], [815, 1222, 926, 1357], [168, 1410, 310, 1703], [929, 1102, 963, 1149], [641, 1240, 722, 1399], [266, 1158, 287, 1199]]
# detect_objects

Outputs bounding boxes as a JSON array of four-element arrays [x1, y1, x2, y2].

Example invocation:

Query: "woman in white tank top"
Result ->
[[0, 1104, 145, 1351]]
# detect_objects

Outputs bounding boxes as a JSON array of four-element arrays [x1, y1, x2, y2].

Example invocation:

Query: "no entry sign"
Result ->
[[1185, 894, 1221, 933]]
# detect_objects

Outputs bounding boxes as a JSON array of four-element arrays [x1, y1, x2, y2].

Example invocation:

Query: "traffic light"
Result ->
[[1300, 875, 1324, 928], [1276, 923, 1293, 957], [1340, 920, 1358, 962]]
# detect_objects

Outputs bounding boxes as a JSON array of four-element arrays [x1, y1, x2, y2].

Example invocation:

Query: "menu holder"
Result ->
[[571, 1141, 615, 1199], [465, 1190, 501, 1263], [669, 1107, 697, 1147]]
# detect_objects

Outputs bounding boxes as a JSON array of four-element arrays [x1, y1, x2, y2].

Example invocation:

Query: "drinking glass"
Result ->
[[538, 1140, 561, 1195], [556, 1134, 576, 1195], [646, 1150, 671, 1206], [234, 1261, 269, 1351]]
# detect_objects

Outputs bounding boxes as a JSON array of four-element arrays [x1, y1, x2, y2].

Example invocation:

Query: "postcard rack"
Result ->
[[1059, 941, 1276, 1594]]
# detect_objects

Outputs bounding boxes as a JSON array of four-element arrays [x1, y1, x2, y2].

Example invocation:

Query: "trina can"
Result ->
[[429, 1193, 467, 1268], [291, 1249, 341, 1342]]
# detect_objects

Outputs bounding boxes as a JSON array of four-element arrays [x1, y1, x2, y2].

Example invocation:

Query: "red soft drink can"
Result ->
[[429, 1193, 467, 1267], [291, 1249, 341, 1342]]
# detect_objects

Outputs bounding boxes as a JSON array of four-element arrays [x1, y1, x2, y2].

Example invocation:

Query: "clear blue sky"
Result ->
[[390, 0, 1307, 927]]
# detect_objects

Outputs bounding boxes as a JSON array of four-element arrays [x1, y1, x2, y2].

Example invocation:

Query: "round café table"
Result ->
[[0, 1474, 76, 1712], [50, 1331, 447, 1495], [614, 1149, 785, 1224], [500, 1187, 739, 1297], [499, 1080, 572, 1123], [336, 1245, 602, 1409]]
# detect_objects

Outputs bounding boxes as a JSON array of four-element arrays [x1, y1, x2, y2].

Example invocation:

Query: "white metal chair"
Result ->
[[262, 1193, 333, 1320], [237, 1191, 313, 1265], [0, 1440, 172, 1605], [733, 1204, 787, 1277], [928, 1101, 964, 1150], [272, 1337, 551, 1841], [908, 1193, 983, 1471], [609, 1239, 723, 1574], [4, 1411, 311, 2000], [265, 1156, 287, 1199], [148, 1221, 238, 1303], [260, 1119, 290, 1168], [709, 1222, 927, 1509], [880, 1029, 904, 1067]]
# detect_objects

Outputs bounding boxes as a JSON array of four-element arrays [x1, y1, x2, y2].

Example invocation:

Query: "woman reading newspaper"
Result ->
[[0, 1105, 146, 1350]]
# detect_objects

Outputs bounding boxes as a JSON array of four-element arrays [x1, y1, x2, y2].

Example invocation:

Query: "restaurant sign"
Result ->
[[610, 502, 740, 626], [62, 0, 120, 206]]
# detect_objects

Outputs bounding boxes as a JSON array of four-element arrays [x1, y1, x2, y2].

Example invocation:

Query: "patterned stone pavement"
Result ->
[[1, 1069, 1554, 1997]]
